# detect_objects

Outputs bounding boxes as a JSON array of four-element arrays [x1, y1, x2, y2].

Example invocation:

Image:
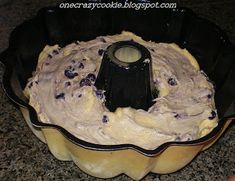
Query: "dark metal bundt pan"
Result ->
[[1, 1, 235, 157]]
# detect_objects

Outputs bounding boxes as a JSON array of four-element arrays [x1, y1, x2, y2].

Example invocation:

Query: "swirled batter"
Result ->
[[24, 31, 218, 149]]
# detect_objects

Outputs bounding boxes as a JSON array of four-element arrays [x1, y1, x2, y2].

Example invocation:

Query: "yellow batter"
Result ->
[[24, 31, 218, 149]]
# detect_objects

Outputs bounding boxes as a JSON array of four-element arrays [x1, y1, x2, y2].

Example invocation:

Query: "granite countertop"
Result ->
[[0, 0, 234, 180]]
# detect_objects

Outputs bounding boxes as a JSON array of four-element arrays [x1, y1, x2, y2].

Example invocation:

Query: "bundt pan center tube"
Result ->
[[95, 40, 158, 111]]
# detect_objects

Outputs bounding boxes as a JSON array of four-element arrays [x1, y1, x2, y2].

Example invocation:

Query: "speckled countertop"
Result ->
[[0, 0, 235, 180]]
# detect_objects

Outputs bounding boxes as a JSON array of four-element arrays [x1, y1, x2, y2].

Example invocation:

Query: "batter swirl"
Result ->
[[24, 32, 218, 149]]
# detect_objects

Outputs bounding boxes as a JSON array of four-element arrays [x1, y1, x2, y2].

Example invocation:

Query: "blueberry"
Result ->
[[168, 78, 177, 86], [95, 90, 104, 99], [174, 113, 181, 119], [208, 110, 217, 120], [65, 81, 71, 87], [102, 115, 109, 123], [48, 54, 53, 59], [64, 69, 78, 79], [35, 81, 39, 84], [55, 93, 65, 99], [186, 137, 192, 141], [78, 94, 82, 98], [79, 78, 91, 87], [78, 62, 84, 69], [28, 82, 33, 88], [98, 49, 104, 56], [86, 73, 96, 82], [52, 49, 59, 55], [207, 94, 212, 99]]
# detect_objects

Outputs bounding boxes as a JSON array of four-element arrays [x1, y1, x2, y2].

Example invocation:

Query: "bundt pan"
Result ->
[[1, 1, 235, 180]]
